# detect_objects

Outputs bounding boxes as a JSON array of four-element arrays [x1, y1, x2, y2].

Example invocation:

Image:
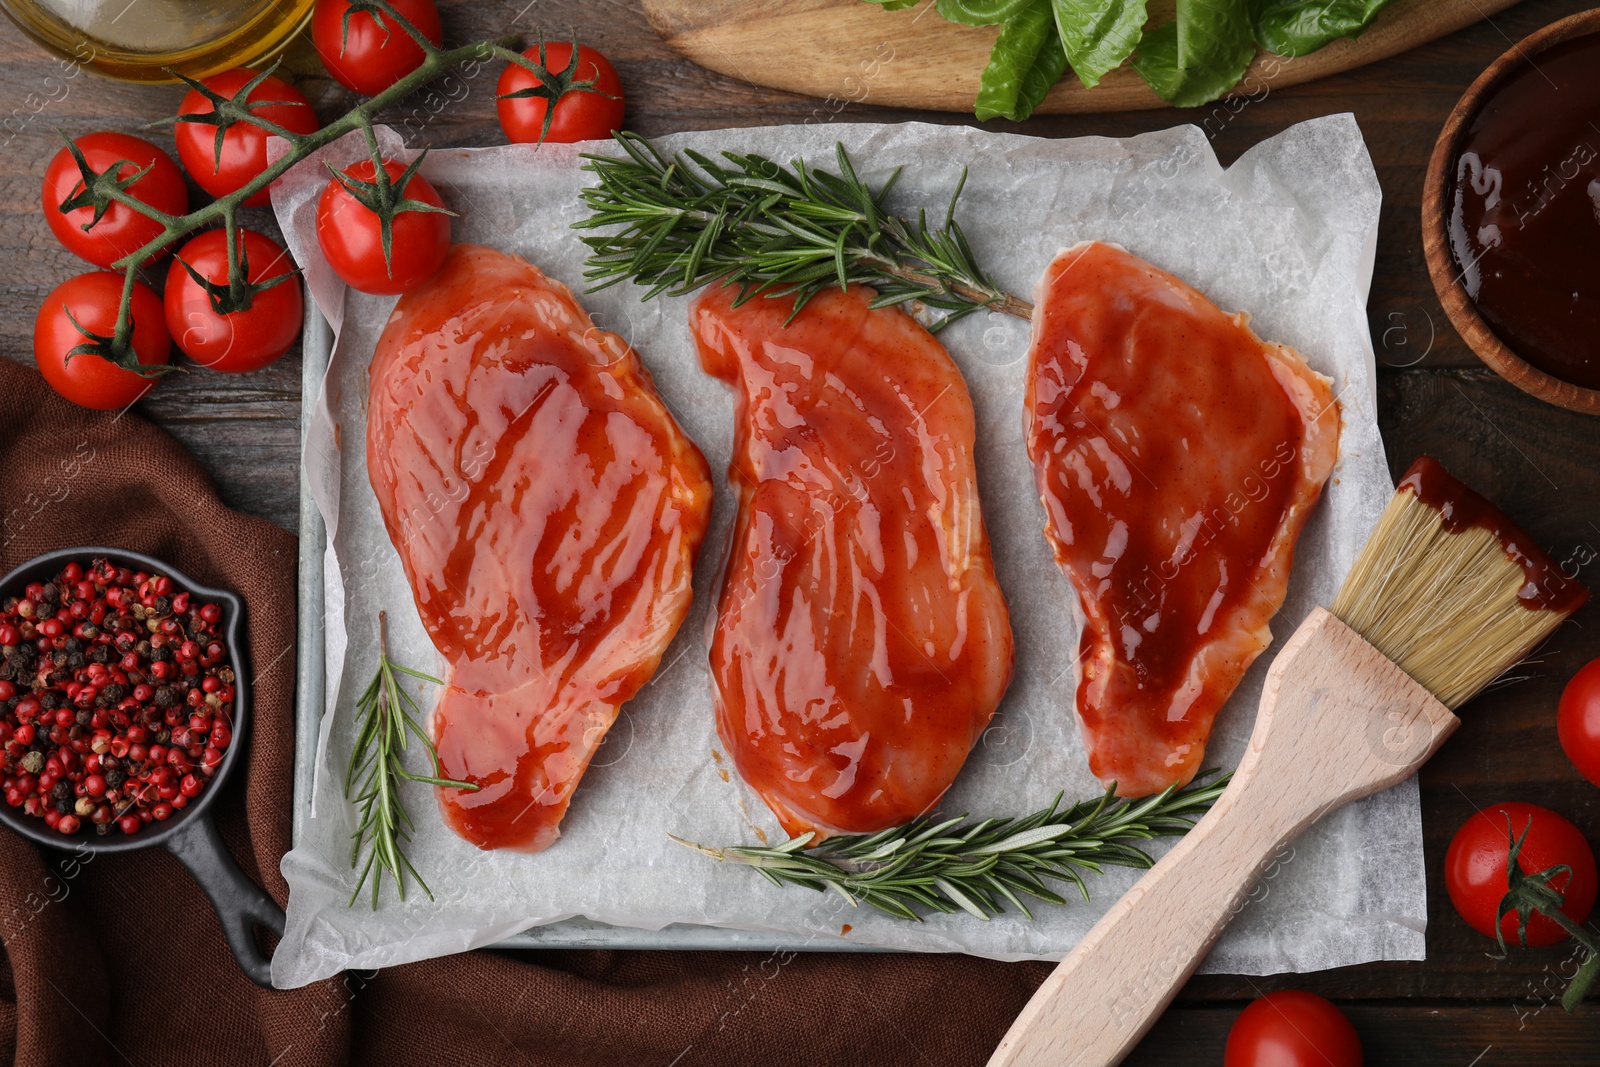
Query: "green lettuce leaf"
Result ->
[[1250, 0, 1397, 57], [1052, 0, 1147, 88], [1131, 0, 1257, 108], [937, 0, 1038, 25], [974, 0, 1070, 121]]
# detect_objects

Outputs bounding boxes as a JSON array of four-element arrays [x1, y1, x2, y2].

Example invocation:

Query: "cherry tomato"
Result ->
[[34, 272, 170, 410], [496, 41, 625, 145], [1225, 991, 1362, 1067], [1445, 801, 1597, 946], [312, 0, 442, 97], [315, 158, 450, 294], [1559, 658, 1600, 788], [164, 229, 303, 372], [42, 133, 188, 269], [174, 69, 319, 207]]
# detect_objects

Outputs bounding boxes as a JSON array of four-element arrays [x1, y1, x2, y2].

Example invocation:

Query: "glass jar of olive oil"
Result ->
[[0, 0, 315, 82]]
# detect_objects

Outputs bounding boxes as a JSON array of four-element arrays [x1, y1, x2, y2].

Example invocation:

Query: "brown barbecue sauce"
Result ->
[[1449, 35, 1600, 390], [1399, 457, 1588, 615]]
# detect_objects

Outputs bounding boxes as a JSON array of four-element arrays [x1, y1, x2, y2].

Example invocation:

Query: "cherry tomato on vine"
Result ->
[[164, 229, 303, 372], [315, 158, 450, 295], [312, 0, 442, 97], [496, 40, 624, 145], [1559, 658, 1600, 788], [42, 132, 188, 269], [33, 272, 170, 410], [1224, 991, 1362, 1067], [174, 68, 320, 207], [1445, 801, 1596, 947]]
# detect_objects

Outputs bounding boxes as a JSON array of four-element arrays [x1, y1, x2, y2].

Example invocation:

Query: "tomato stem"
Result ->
[[1565, 944, 1600, 1013], [1534, 905, 1600, 1012], [111, 264, 138, 359], [1493, 815, 1600, 1013]]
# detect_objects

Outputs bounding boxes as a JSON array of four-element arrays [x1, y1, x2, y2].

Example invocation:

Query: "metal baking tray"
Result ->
[[291, 302, 872, 953]]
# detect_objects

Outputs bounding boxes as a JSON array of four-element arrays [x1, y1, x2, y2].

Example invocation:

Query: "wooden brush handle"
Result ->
[[988, 609, 1457, 1067]]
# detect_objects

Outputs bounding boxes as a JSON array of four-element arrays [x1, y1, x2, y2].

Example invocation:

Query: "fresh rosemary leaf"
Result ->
[[345, 611, 479, 908], [673, 771, 1229, 921], [575, 132, 1033, 328]]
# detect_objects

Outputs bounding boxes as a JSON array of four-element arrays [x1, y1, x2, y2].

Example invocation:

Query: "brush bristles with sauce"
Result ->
[[1330, 456, 1589, 710]]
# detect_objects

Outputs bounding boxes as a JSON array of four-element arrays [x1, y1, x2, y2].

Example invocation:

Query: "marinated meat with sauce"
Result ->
[[692, 283, 1014, 839], [1025, 242, 1339, 797], [367, 244, 713, 852]]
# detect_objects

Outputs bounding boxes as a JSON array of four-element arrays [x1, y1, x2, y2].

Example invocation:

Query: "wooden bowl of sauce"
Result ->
[[1422, 9, 1600, 416]]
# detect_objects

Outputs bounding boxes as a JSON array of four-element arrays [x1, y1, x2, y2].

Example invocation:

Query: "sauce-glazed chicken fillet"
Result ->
[[1026, 242, 1339, 797], [693, 284, 1014, 838], [367, 245, 712, 852]]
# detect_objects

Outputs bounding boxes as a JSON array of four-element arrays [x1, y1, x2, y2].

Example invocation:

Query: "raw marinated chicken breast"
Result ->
[[367, 245, 713, 852], [693, 284, 1014, 839], [1026, 241, 1339, 797]]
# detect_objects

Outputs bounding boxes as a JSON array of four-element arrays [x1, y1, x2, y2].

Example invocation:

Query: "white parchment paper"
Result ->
[[271, 116, 1420, 989]]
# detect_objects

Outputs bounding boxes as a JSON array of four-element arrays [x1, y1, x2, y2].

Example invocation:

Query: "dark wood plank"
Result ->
[[135, 351, 304, 528]]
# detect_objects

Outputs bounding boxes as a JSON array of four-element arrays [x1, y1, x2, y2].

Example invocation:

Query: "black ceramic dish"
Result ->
[[0, 547, 283, 987]]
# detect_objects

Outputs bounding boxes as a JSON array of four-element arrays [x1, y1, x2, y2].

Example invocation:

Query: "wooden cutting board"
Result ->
[[642, 0, 1521, 114]]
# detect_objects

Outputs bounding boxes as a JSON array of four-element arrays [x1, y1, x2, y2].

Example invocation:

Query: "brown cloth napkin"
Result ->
[[0, 356, 1049, 1066]]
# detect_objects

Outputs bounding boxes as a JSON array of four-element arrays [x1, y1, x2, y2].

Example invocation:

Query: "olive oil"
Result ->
[[0, 0, 315, 83]]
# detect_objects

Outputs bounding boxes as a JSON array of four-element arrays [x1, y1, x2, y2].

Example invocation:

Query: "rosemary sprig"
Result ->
[[345, 611, 478, 908], [575, 132, 1034, 328], [672, 771, 1229, 922]]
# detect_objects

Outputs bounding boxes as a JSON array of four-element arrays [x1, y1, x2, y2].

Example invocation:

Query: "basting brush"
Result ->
[[990, 456, 1590, 1067]]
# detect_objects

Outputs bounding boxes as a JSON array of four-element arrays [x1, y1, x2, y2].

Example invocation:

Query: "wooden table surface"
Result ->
[[3, 0, 1598, 1061]]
